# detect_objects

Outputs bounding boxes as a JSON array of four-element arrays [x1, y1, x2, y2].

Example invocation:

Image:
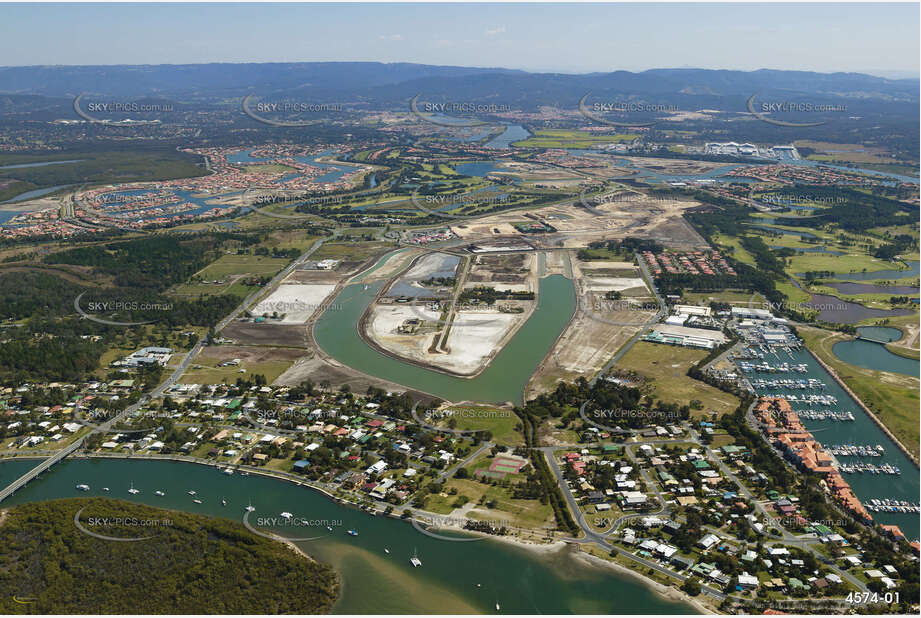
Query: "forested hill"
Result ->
[[0, 63, 915, 104], [0, 498, 340, 614]]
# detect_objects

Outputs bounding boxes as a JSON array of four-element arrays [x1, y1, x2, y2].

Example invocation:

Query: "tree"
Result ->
[[681, 577, 702, 596]]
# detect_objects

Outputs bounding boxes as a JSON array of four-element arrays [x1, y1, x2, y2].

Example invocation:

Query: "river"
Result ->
[[0, 457, 693, 615], [0, 184, 74, 205], [314, 272, 576, 405]]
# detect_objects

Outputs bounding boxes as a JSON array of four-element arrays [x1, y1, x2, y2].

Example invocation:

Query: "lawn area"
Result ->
[[311, 241, 396, 262], [708, 433, 736, 448], [195, 254, 290, 279], [179, 356, 296, 385], [774, 280, 812, 308], [616, 341, 740, 416], [259, 232, 322, 253], [799, 326, 919, 459], [444, 477, 555, 529], [787, 252, 905, 277], [579, 502, 622, 532], [430, 406, 523, 446], [712, 232, 756, 266]]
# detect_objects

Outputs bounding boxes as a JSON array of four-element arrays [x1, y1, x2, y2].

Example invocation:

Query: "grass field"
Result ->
[[196, 254, 290, 279], [787, 253, 907, 277], [799, 326, 919, 459], [886, 344, 920, 360], [712, 233, 757, 266], [443, 477, 554, 529], [430, 406, 523, 446], [616, 341, 740, 417], [179, 356, 296, 385], [680, 290, 764, 307], [311, 241, 396, 261]]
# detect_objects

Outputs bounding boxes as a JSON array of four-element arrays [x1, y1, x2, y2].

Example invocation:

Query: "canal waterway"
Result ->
[[738, 347, 920, 539], [0, 457, 693, 615], [314, 271, 576, 405]]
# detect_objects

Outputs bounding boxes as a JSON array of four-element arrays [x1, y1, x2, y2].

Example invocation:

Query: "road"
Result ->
[[0, 238, 327, 504], [534, 443, 727, 601]]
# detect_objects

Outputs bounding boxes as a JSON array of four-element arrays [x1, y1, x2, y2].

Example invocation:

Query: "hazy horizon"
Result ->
[[1, 3, 917, 75]]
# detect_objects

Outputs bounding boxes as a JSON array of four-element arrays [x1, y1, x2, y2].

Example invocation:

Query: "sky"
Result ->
[[0, 2, 918, 76]]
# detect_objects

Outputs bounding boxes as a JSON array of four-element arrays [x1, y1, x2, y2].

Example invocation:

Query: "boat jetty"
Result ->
[[754, 397, 872, 523]]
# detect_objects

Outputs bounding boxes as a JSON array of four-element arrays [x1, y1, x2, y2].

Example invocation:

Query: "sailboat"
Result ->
[[154, 490, 165, 496], [128, 481, 140, 495], [221, 497, 227, 506], [495, 601, 500, 612], [410, 548, 422, 567], [384, 548, 390, 554]]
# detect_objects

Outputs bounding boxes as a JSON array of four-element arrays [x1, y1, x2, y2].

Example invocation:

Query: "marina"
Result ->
[[736, 345, 920, 539]]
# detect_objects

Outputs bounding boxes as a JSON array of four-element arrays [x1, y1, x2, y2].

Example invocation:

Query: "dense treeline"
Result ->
[[458, 286, 534, 304], [0, 498, 339, 614], [0, 324, 106, 383], [0, 147, 207, 202], [44, 235, 244, 290], [774, 187, 915, 233], [738, 235, 786, 275], [655, 260, 784, 307]]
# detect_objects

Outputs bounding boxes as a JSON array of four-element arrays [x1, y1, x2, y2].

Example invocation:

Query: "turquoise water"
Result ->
[[315, 274, 576, 405], [856, 326, 903, 342], [739, 347, 920, 539], [832, 327, 919, 378], [0, 458, 693, 615]]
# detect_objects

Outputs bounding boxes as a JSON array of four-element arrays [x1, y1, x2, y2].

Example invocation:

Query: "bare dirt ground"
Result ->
[[285, 269, 344, 284], [617, 155, 731, 175], [273, 345, 432, 401], [526, 256, 654, 398], [367, 304, 524, 375], [220, 322, 310, 347], [197, 345, 306, 364], [351, 247, 427, 284], [251, 283, 337, 322], [448, 193, 705, 251]]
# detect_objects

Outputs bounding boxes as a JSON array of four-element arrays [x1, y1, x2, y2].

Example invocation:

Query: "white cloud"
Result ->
[[484, 26, 506, 37], [378, 34, 404, 41]]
